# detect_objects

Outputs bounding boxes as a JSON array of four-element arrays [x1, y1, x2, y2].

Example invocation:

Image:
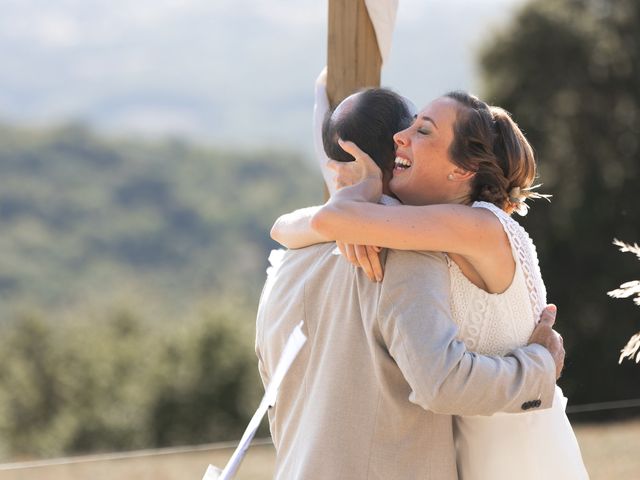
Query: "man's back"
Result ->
[[256, 243, 457, 479]]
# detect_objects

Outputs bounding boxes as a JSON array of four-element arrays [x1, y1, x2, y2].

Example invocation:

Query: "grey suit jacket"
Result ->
[[255, 243, 556, 479]]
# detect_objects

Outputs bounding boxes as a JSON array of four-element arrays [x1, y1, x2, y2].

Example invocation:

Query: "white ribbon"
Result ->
[[203, 322, 307, 480]]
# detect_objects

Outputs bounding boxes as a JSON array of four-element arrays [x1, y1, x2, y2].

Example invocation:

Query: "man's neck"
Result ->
[[382, 185, 396, 198], [382, 172, 397, 200]]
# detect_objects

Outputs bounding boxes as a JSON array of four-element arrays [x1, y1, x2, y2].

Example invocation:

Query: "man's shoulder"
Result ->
[[381, 250, 450, 296], [385, 249, 448, 266], [280, 242, 339, 264], [289, 242, 337, 255], [270, 243, 342, 278]]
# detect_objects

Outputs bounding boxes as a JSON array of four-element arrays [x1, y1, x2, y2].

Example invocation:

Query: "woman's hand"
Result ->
[[327, 139, 384, 195], [336, 241, 384, 282]]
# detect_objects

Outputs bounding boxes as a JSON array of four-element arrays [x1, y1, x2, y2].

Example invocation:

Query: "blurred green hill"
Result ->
[[0, 123, 320, 318]]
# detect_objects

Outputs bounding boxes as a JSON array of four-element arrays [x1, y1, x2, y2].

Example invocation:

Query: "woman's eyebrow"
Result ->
[[421, 116, 438, 129]]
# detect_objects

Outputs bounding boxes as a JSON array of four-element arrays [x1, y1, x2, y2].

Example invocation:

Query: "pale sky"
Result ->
[[0, 0, 527, 151]]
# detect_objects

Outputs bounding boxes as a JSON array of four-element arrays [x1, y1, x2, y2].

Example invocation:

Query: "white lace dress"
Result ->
[[450, 201, 588, 480]]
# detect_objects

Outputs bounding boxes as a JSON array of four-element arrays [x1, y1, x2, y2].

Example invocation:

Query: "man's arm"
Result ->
[[378, 250, 557, 416], [255, 309, 270, 391]]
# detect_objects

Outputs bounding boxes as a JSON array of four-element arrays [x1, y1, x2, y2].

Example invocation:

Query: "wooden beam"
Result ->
[[326, 0, 382, 109]]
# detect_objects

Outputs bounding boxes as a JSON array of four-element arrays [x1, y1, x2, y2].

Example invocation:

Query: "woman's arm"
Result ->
[[271, 206, 330, 249], [271, 162, 383, 249], [311, 200, 501, 260], [271, 205, 385, 281]]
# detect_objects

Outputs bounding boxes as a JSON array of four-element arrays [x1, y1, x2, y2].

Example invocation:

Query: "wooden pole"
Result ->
[[326, 0, 382, 109], [324, 0, 382, 199]]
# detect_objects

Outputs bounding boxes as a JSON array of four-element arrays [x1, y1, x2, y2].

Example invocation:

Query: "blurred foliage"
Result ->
[[0, 123, 319, 459], [480, 0, 640, 415], [0, 123, 320, 317], [0, 301, 263, 460]]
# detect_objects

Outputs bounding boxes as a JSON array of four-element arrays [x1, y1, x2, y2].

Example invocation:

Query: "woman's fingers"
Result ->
[[337, 241, 359, 267], [326, 159, 343, 173], [337, 138, 366, 159], [338, 139, 383, 180], [354, 245, 383, 282], [346, 244, 359, 267], [354, 244, 376, 282], [338, 241, 384, 282], [327, 158, 365, 189], [336, 241, 348, 259], [367, 245, 384, 282], [328, 139, 382, 190]]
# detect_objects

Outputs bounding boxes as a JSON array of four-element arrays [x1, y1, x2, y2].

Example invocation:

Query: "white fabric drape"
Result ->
[[364, 0, 399, 64]]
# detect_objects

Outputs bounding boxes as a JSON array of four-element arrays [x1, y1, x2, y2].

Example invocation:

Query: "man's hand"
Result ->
[[527, 304, 565, 380]]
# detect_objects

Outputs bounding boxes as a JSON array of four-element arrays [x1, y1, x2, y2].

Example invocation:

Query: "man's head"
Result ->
[[322, 88, 415, 183]]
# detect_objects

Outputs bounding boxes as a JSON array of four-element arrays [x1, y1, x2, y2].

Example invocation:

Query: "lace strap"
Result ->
[[472, 201, 547, 317]]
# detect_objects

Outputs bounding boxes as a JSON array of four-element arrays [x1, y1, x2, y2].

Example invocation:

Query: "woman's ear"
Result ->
[[449, 167, 475, 182]]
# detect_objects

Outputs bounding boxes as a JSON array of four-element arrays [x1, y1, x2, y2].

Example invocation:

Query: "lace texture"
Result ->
[[448, 201, 547, 356]]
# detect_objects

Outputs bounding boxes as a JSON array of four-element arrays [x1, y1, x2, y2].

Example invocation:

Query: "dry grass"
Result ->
[[0, 420, 638, 480], [573, 419, 640, 479], [0, 442, 276, 480]]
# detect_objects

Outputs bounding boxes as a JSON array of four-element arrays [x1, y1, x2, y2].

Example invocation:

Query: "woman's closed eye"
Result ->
[[418, 128, 431, 135]]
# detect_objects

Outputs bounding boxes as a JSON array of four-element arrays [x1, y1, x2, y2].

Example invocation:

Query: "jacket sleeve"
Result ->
[[377, 250, 556, 416]]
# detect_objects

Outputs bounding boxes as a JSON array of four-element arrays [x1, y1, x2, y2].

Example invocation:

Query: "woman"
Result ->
[[272, 90, 588, 479]]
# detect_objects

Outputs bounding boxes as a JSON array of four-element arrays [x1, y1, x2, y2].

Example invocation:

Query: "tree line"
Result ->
[[480, 0, 640, 410]]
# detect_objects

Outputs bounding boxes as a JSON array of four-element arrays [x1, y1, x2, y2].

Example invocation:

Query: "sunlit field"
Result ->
[[1, 420, 637, 480]]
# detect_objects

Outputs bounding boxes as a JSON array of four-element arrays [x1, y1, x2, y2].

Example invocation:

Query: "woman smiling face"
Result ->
[[390, 96, 471, 206]]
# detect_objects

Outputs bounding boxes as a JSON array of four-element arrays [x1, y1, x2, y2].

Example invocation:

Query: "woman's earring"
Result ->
[[447, 173, 454, 181]]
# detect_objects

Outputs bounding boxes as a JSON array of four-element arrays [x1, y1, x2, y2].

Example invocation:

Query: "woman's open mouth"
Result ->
[[393, 156, 412, 173]]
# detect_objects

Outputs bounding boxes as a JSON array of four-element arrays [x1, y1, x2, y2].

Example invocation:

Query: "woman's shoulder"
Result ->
[[425, 202, 506, 227], [470, 200, 534, 244], [470, 201, 523, 237], [470, 200, 508, 217], [413, 202, 512, 264], [442, 202, 509, 241]]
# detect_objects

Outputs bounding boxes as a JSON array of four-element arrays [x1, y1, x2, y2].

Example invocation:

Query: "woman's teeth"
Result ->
[[394, 157, 412, 170]]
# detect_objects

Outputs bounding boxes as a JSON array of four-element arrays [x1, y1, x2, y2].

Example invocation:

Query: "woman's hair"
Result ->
[[444, 90, 543, 214], [323, 88, 414, 174]]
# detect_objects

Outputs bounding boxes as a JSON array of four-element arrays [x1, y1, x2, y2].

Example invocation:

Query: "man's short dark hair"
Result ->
[[322, 88, 414, 173]]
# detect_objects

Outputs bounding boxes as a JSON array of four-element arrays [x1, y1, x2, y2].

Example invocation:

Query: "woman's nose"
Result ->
[[393, 129, 409, 147]]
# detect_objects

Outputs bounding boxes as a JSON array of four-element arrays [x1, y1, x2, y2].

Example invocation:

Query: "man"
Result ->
[[256, 86, 563, 479]]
